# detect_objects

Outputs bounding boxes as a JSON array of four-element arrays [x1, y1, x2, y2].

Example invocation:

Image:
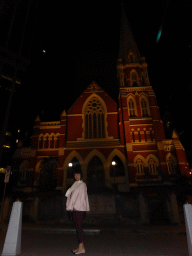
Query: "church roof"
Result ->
[[118, 4, 142, 65]]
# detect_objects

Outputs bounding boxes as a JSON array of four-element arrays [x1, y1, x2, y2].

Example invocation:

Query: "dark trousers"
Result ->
[[73, 211, 85, 243]]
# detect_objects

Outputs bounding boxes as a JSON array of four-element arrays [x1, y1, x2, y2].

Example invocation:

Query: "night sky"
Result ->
[[1, 0, 192, 164]]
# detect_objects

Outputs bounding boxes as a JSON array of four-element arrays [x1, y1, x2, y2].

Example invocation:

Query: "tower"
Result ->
[[116, 6, 191, 223], [117, 6, 167, 186], [117, 5, 190, 185]]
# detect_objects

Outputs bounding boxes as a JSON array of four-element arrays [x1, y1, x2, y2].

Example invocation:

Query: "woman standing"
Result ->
[[65, 170, 90, 254]]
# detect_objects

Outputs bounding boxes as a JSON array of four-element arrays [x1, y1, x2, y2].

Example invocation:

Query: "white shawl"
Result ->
[[65, 180, 83, 198]]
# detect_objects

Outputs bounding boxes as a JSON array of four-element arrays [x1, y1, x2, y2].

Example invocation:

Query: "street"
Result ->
[[0, 228, 188, 256]]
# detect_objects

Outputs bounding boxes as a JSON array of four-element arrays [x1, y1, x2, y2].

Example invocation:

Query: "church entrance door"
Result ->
[[87, 156, 105, 193]]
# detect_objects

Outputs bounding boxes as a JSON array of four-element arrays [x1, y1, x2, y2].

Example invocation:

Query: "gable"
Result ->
[[67, 81, 117, 115]]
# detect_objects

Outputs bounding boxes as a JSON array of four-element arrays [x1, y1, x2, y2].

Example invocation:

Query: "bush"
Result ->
[[38, 157, 58, 192]]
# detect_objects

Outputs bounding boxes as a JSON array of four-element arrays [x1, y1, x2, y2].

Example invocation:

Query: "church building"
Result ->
[[14, 7, 190, 223]]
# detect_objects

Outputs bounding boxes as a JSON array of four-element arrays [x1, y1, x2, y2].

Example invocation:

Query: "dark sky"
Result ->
[[1, 0, 192, 163]]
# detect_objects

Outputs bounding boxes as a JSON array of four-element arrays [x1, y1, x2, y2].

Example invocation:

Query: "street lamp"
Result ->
[[111, 161, 117, 193], [68, 163, 73, 182]]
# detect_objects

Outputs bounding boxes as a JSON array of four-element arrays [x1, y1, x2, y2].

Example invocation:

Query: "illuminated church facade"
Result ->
[[15, 8, 190, 200]]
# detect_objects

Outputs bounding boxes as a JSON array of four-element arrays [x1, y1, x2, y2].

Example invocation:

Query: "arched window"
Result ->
[[55, 136, 59, 148], [138, 130, 141, 142], [131, 71, 138, 86], [128, 98, 137, 117], [150, 130, 154, 141], [144, 130, 147, 141], [167, 157, 176, 174], [132, 131, 135, 142], [136, 159, 144, 175], [44, 136, 49, 148], [148, 159, 157, 175], [67, 157, 81, 179], [50, 136, 54, 148], [140, 97, 150, 117], [132, 72, 137, 82], [110, 156, 125, 177], [85, 97, 105, 139], [39, 136, 43, 149], [128, 52, 135, 63]]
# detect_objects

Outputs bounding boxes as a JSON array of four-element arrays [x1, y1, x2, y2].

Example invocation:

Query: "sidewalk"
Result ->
[[0, 221, 189, 256], [0, 220, 187, 235]]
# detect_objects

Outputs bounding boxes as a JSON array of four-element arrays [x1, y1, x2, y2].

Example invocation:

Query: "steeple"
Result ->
[[117, 4, 149, 88], [118, 4, 142, 65]]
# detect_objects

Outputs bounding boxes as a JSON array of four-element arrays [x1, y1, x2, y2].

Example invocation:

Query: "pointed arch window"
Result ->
[[144, 130, 147, 141], [128, 98, 137, 117], [44, 136, 49, 148], [136, 159, 144, 175], [149, 159, 157, 175], [128, 52, 135, 63], [55, 136, 59, 148], [84, 97, 106, 139], [39, 136, 43, 149], [132, 72, 137, 81], [167, 157, 176, 174], [131, 71, 138, 86], [141, 97, 150, 117], [138, 130, 141, 142], [50, 136, 54, 148]]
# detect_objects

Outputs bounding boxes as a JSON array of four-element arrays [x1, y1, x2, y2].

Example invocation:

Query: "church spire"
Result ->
[[117, 4, 150, 88], [118, 4, 141, 65]]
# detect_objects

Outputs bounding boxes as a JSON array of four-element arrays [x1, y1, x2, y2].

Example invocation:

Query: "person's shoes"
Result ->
[[75, 249, 85, 254], [72, 249, 78, 253]]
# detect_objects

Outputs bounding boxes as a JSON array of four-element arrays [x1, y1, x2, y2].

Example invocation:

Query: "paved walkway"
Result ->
[[0, 222, 189, 255]]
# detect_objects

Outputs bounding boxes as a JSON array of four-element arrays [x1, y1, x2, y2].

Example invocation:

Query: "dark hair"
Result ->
[[73, 170, 83, 180]]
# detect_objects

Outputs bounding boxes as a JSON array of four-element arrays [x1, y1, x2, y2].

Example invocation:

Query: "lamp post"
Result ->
[[68, 163, 73, 185], [112, 161, 117, 193]]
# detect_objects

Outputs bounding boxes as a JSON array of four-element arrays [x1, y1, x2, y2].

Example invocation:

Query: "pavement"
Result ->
[[0, 221, 189, 255]]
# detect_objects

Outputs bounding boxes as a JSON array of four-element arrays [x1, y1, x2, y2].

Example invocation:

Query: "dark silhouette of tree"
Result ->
[[38, 156, 58, 192]]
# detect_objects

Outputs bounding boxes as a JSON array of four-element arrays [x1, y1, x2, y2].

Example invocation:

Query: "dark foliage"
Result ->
[[38, 156, 58, 192]]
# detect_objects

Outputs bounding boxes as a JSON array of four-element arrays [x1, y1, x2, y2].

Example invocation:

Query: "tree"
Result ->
[[38, 157, 58, 192]]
